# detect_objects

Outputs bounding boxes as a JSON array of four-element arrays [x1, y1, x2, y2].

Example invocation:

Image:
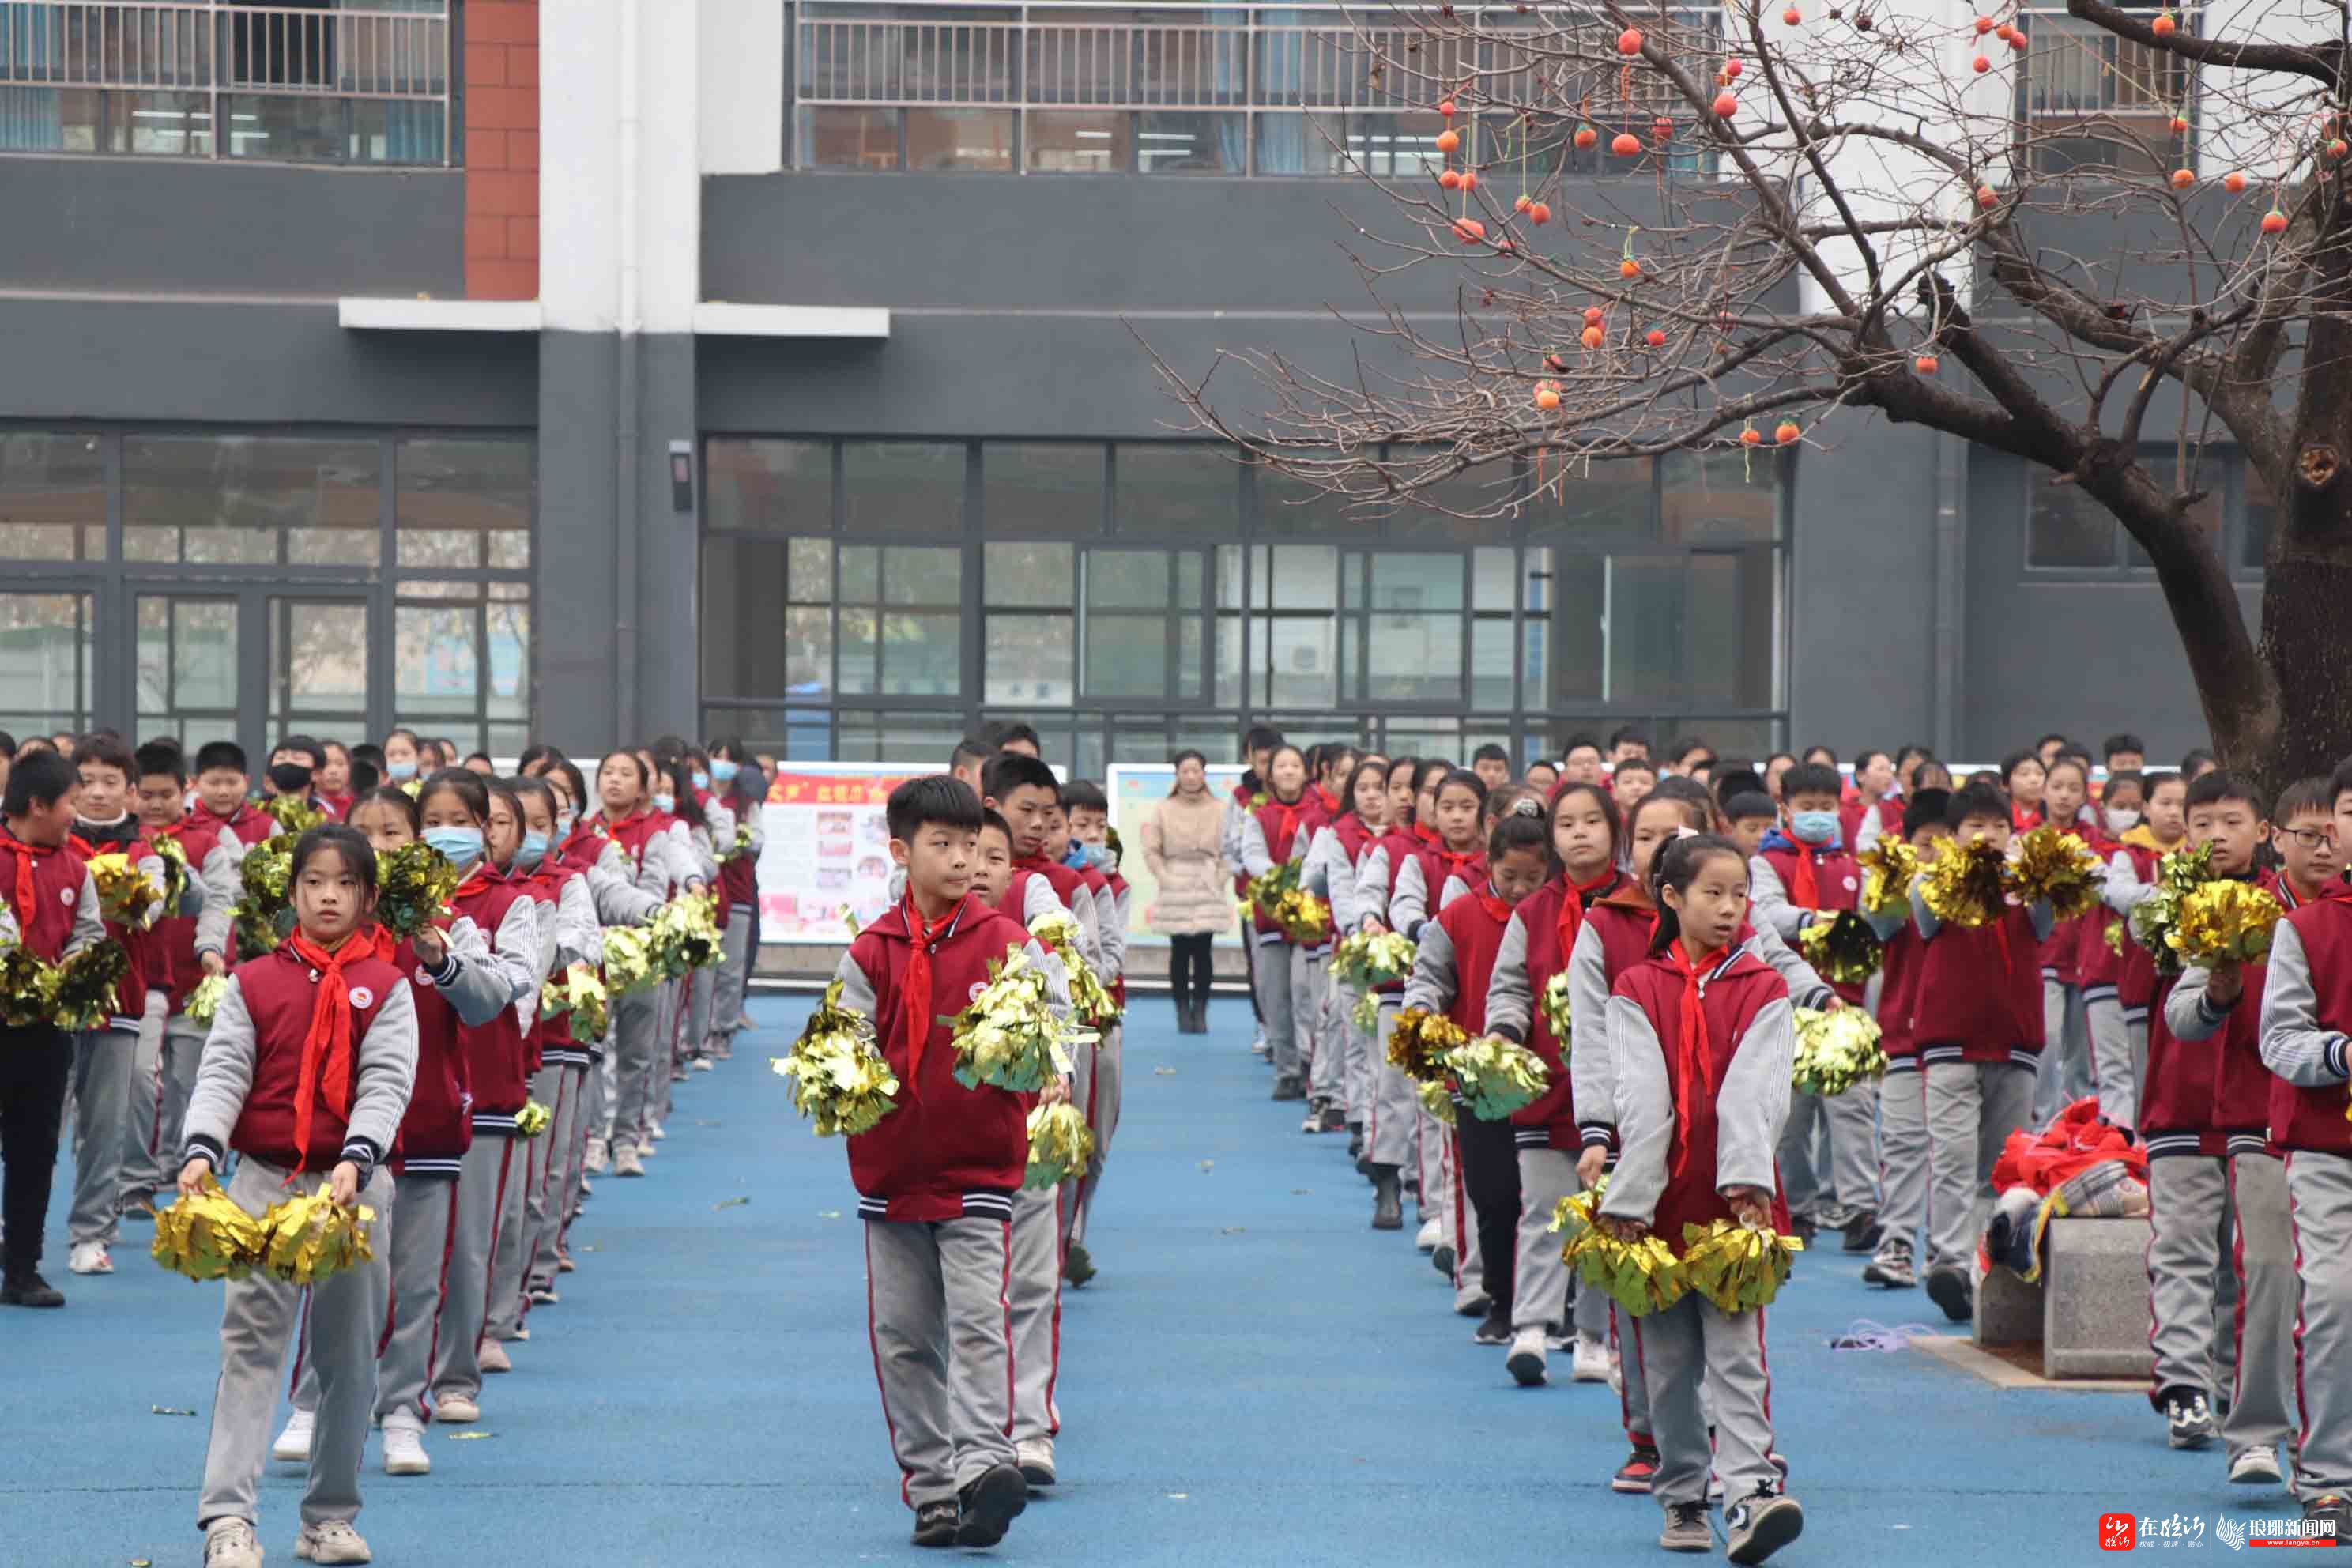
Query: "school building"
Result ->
[[0, 0, 2263, 770]]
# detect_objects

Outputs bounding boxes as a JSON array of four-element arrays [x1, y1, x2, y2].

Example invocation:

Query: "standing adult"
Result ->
[[1143, 750, 1229, 1034]]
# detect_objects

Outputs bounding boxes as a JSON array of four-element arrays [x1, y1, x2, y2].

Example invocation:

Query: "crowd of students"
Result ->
[[1193, 723, 2351, 1558], [0, 726, 764, 1568]]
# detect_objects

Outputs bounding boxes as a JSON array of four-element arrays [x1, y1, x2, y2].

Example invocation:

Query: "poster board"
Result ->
[[754, 764, 924, 943], [1107, 763, 1250, 949]]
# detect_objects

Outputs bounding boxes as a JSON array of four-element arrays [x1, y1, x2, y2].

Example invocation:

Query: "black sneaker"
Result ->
[[1612, 1445, 1662, 1494], [1061, 1241, 1096, 1288], [2305, 1494, 2350, 1536], [1318, 1106, 1347, 1133], [954, 1462, 1028, 1547], [2164, 1388, 2217, 1449], [1471, 1305, 1513, 1346], [1270, 1076, 1306, 1102], [1724, 1484, 1804, 1564], [1430, 1242, 1456, 1279], [0, 1270, 64, 1308], [1840, 1211, 1883, 1253], [1862, 1240, 1917, 1290], [911, 1500, 959, 1548], [1924, 1265, 1973, 1323]]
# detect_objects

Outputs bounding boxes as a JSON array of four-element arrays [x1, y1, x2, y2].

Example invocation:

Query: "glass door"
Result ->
[[126, 586, 372, 754], [135, 593, 241, 745], [268, 595, 371, 742], [0, 586, 100, 741]]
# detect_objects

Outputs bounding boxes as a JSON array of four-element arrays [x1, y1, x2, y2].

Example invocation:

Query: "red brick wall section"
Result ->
[[465, 0, 539, 300]]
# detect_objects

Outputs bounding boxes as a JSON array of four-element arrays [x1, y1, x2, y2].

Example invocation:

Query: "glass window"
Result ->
[[0, 87, 103, 154], [1027, 110, 1132, 172], [1344, 111, 1444, 178], [1687, 552, 1776, 709], [397, 439, 531, 568], [1087, 550, 1168, 609], [1253, 110, 1345, 175], [137, 596, 240, 738], [1136, 111, 1244, 173], [1527, 546, 1602, 705], [879, 611, 963, 695], [225, 96, 347, 163], [699, 535, 794, 699], [125, 92, 215, 156], [1606, 556, 1688, 703], [984, 613, 1075, 705], [271, 599, 369, 729], [835, 710, 972, 763], [706, 439, 833, 533], [1255, 457, 1348, 536], [886, 546, 964, 607], [843, 441, 964, 535], [0, 432, 106, 562], [1529, 455, 1653, 540], [125, 435, 381, 566], [906, 107, 1013, 170], [1472, 547, 1516, 610], [984, 444, 1103, 537], [1256, 615, 1336, 708], [985, 541, 1074, 606], [1661, 450, 1777, 545], [1268, 545, 1339, 609], [0, 592, 95, 738], [2026, 479, 2118, 568], [1118, 445, 1238, 534], [801, 107, 900, 168], [2126, 450, 2222, 570], [1085, 614, 1168, 699]]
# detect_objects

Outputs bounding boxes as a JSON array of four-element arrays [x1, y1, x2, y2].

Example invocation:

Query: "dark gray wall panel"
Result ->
[[0, 161, 464, 298], [635, 334, 701, 735], [0, 299, 534, 426], [535, 330, 624, 755]]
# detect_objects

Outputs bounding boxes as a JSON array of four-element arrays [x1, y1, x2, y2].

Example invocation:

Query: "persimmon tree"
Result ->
[[1152, 0, 2352, 792]]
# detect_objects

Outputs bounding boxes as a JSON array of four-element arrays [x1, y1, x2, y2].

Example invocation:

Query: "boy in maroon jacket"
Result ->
[[834, 776, 1065, 1551], [1909, 782, 2056, 1323], [2258, 762, 2352, 1538]]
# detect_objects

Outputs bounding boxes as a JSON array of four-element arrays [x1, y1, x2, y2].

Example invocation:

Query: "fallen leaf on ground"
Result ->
[[1153, 1067, 1177, 1076], [447, 1430, 495, 1441], [713, 1196, 751, 1211], [818, 1209, 842, 1219], [149, 1406, 196, 1417], [1198, 1160, 1214, 1172], [1220, 1226, 1246, 1234], [1166, 1493, 1189, 1502]]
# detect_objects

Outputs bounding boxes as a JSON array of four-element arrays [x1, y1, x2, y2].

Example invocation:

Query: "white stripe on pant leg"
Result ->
[[1698, 1297, 1779, 1502], [2223, 1151, 2298, 1457], [864, 1218, 956, 1506], [2286, 1152, 2352, 1502]]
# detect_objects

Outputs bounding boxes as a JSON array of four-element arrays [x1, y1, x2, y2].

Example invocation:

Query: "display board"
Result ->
[[754, 764, 924, 943], [1107, 763, 1250, 949]]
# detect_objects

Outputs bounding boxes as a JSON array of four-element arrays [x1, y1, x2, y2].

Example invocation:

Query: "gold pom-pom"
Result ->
[[375, 842, 461, 940], [1920, 839, 2008, 928], [1446, 1035, 1551, 1120], [947, 946, 1091, 1093], [514, 1100, 552, 1139], [1351, 989, 1381, 1033], [232, 838, 293, 959], [602, 926, 662, 996], [1415, 1077, 1458, 1125], [538, 963, 609, 1041], [1332, 929, 1415, 990], [772, 980, 901, 1137], [1541, 971, 1574, 1042], [0, 941, 54, 1028], [1855, 839, 1918, 918], [256, 1189, 377, 1287], [184, 972, 230, 1027], [1678, 1219, 1805, 1313], [1796, 912, 1882, 988], [1024, 1101, 1095, 1189], [264, 794, 326, 837], [1029, 910, 1120, 1026], [1386, 1006, 1468, 1084], [2169, 879, 2284, 968], [2128, 842, 2217, 977], [88, 852, 163, 927], [50, 942, 130, 1031], [1547, 1174, 1609, 1236], [2011, 825, 2105, 920], [1560, 1221, 1688, 1317], [1791, 1007, 1889, 1096], [151, 1174, 266, 1283]]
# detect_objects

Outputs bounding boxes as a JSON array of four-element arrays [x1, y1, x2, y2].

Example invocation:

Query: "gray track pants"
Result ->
[[1878, 1066, 1931, 1255], [2148, 1152, 2230, 1402], [68, 1026, 138, 1247], [1637, 1292, 1778, 1509], [1923, 1060, 2035, 1272], [2286, 1152, 2352, 1502], [2086, 992, 2135, 1130], [1008, 1182, 1063, 1446], [431, 1130, 518, 1405], [1344, 1004, 1374, 1125], [296, 1167, 458, 1431], [1512, 1146, 1578, 1333], [2035, 979, 2095, 1124], [125, 996, 200, 1201], [710, 909, 753, 1049], [1777, 1081, 1879, 1222], [1618, 1298, 1655, 1444], [686, 959, 717, 1061], [865, 1214, 1020, 1507], [1067, 1025, 1121, 1250], [197, 1159, 393, 1532], [653, 978, 683, 1125], [526, 1062, 589, 1296], [1366, 1000, 1418, 1170], [1304, 952, 1344, 1104], [608, 987, 663, 1145], [1251, 938, 1310, 1084], [2224, 1151, 2297, 1461]]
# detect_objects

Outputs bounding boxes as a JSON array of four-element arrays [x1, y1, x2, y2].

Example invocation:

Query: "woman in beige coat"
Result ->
[[1143, 750, 1230, 1033]]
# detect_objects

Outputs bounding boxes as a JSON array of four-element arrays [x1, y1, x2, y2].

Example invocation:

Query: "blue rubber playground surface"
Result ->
[[4, 994, 2296, 1566]]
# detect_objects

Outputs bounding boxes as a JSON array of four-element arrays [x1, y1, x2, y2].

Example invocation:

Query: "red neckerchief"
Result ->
[[1262, 793, 1306, 861], [1475, 888, 1513, 924], [1664, 940, 1722, 1195], [282, 931, 369, 1178], [66, 832, 95, 860], [0, 825, 60, 927], [1788, 841, 1820, 909], [899, 893, 963, 1092], [449, 863, 497, 908], [1437, 843, 1483, 891], [1415, 822, 1441, 848], [1558, 868, 1618, 958], [1315, 786, 1341, 816]]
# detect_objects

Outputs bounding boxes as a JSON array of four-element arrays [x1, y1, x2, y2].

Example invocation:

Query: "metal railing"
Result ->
[[0, 1, 453, 164], [2015, 5, 2195, 174]]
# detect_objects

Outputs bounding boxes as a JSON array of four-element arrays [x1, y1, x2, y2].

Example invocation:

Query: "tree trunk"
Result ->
[[2255, 432, 2352, 805]]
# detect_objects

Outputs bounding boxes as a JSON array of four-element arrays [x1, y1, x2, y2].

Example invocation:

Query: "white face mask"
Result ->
[[556, 809, 577, 839], [2104, 806, 2142, 835]]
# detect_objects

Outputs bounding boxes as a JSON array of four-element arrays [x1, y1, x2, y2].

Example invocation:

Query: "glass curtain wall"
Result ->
[[703, 437, 1786, 773]]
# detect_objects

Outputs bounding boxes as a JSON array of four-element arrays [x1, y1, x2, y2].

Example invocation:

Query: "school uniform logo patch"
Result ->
[[60, 888, 74, 906], [968, 982, 989, 1002], [1842, 875, 1858, 891], [349, 986, 375, 1009]]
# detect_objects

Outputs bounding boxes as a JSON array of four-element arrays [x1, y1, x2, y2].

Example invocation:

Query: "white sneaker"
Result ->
[[1506, 1325, 1549, 1386], [2230, 1444, 2284, 1484], [205, 1517, 262, 1568], [294, 1518, 372, 1563], [692, 1055, 714, 1072], [382, 1423, 431, 1476], [647, 1119, 666, 1141], [67, 1241, 111, 1275], [612, 1141, 645, 1178], [1016, 1434, 1057, 1487], [528, 1285, 560, 1306], [1453, 1283, 1492, 1317], [432, 1394, 480, 1424], [272, 1407, 315, 1462], [635, 1134, 656, 1157], [477, 1338, 512, 1374], [1414, 1217, 1441, 1253], [1572, 1335, 1612, 1383], [582, 1136, 609, 1175]]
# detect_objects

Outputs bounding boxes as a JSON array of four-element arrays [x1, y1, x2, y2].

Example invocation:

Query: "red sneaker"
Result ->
[[1613, 1446, 1662, 1494]]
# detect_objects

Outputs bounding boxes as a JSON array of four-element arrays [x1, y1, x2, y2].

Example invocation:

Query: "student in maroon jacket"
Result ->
[[832, 776, 1068, 1551], [2257, 762, 2352, 1539], [2165, 775, 2329, 1487], [177, 824, 413, 1568], [1908, 782, 2056, 1324], [1599, 833, 1803, 1563], [188, 739, 277, 852], [0, 750, 106, 1309], [1860, 790, 1953, 1292]]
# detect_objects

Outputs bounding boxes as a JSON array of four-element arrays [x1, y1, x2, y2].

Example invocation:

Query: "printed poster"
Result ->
[[755, 764, 922, 943], [1108, 763, 1250, 949]]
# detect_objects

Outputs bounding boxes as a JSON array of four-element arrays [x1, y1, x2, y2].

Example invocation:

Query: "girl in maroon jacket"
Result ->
[[178, 824, 416, 1568], [1238, 744, 1325, 1103], [1598, 833, 1803, 1563], [1484, 782, 1625, 1387]]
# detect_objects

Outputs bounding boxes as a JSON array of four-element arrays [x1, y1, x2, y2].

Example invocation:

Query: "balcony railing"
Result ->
[[0, 1, 453, 165], [2015, 5, 2196, 176], [792, 2, 1725, 176]]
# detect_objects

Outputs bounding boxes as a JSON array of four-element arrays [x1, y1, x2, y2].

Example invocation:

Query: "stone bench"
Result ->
[[1973, 1216, 2154, 1380]]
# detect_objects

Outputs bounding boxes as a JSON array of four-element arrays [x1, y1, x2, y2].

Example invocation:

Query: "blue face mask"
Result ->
[[692, 770, 710, 793], [1789, 810, 1840, 847], [652, 792, 676, 815], [710, 760, 739, 785], [424, 826, 484, 868], [515, 830, 549, 872], [387, 760, 418, 782]]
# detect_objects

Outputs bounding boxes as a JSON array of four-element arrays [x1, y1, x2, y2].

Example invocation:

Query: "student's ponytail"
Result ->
[[1647, 832, 1747, 956], [1487, 805, 1554, 868]]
